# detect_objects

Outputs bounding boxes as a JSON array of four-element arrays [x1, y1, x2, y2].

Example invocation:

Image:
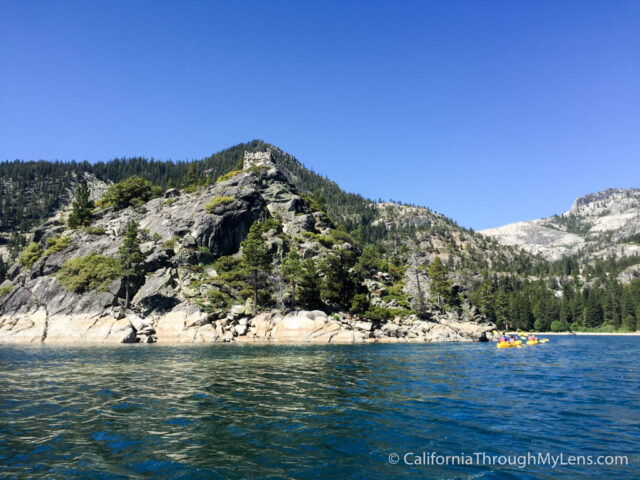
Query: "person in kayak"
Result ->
[[499, 332, 507, 343], [528, 334, 537, 342], [508, 335, 517, 344]]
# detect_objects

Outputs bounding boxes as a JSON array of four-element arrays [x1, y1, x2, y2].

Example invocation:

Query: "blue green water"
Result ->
[[0, 336, 638, 479]]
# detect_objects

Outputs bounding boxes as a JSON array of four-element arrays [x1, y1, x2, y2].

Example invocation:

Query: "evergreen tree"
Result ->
[[621, 288, 636, 331], [241, 222, 271, 315], [354, 245, 380, 277], [68, 179, 94, 228], [517, 295, 534, 331], [281, 248, 303, 309], [349, 293, 371, 315], [117, 219, 145, 309], [320, 249, 357, 309], [570, 295, 584, 327], [533, 295, 557, 331], [471, 278, 495, 322], [183, 163, 198, 189], [427, 256, 452, 308], [297, 258, 322, 309], [583, 294, 603, 328], [494, 289, 509, 329], [602, 292, 616, 327]]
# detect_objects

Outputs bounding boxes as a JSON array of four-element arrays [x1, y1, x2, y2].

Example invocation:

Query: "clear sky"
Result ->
[[1, 0, 638, 230]]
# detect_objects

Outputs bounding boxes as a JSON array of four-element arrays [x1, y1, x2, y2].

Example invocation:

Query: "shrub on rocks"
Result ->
[[205, 196, 234, 213], [44, 236, 71, 255], [216, 170, 242, 183], [0, 285, 14, 299], [99, 176, 162, 210], [56, 252, 120, 293], [18, 242, 43, 268], [84, 226, 106, 235]]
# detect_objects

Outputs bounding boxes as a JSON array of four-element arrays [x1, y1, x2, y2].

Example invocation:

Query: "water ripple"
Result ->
[[0, 337, 639, 478]]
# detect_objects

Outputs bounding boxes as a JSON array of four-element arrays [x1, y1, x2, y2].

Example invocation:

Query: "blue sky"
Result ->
[[1, 0, 638, 230]]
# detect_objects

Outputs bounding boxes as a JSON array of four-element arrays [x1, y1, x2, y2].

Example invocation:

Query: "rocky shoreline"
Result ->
[[0, 305, 494, 344]]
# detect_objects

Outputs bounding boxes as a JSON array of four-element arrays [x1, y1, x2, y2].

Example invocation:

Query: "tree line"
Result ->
[[470, 275, 640, 332]]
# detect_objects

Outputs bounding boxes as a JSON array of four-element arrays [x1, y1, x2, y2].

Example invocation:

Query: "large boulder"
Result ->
[[246, 310, 367, 344], [45, 315, 137, 344], [154, 302, 218, 343], [132, 268, 178, 315], [0, 309, 47, 343], [270, 311, 322, 342], [145, 250, 170, 271]]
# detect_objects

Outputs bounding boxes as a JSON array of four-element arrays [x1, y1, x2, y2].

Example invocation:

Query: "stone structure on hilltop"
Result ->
[[243, 150, 274, 170]]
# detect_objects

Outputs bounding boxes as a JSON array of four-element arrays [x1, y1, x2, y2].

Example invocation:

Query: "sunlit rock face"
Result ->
[[481, 188, 640, 261]]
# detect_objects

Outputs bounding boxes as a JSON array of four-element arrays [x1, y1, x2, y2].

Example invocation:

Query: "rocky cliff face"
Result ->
[[0, 151, 494, 344], [480, 188, 640, 262]]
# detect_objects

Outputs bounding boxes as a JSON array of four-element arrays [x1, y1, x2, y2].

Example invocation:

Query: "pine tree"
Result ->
[[320, 249, 357, 309], [517, 294, 534, 331], [297, 258, 322, 309], [354, 245, 380, 277], [583, 294, 603, 328], [427, 256, 452, 308], [602, 291, 616, 327], [281, 248, 303, 309], [472, 278, 495, 321], [183, 164, 198, 190], [241, 222, 271, 315], [68, 179, 94, 228], [570, 295, 584, 327], [117, 219, 145, 309], [621, 288, 636, 331], [494, 289, 509, 329]]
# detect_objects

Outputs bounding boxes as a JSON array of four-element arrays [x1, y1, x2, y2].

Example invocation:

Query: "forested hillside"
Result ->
[[0, 142, 260, 233], [0, 161, 89, 232]]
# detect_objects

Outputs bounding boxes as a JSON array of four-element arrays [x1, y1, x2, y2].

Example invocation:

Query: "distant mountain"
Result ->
[[480, 188, 640, 262]]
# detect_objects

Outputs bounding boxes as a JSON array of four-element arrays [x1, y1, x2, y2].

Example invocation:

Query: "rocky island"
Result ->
[[0, 150, 494, 344]]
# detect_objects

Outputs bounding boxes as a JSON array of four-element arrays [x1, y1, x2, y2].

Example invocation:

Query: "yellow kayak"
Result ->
[[526, 340, 539, 345], [497, 340, 522, 348]]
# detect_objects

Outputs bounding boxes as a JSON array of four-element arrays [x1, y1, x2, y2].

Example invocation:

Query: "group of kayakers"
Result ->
[[497, 332, 537, 345]]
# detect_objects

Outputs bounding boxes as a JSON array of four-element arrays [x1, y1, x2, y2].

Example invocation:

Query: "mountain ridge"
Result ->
[[480, 187, 640, 262]]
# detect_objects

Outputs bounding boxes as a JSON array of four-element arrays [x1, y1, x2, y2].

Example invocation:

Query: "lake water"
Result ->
[[0, 336, 638, 479]]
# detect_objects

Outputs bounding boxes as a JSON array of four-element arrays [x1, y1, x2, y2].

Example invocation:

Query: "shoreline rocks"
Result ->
[[0, 305, 493, 345]]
